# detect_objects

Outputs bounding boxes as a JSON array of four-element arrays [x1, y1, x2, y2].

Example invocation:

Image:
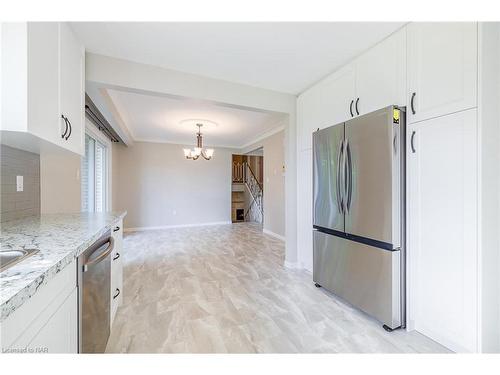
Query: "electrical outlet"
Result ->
[[16, 176, 23, 192]]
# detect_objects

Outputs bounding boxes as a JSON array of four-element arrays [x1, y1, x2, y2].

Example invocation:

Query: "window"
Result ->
[[82, 133, 108, 212]]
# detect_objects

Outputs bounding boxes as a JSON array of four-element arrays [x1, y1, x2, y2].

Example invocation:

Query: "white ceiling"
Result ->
[[71, 22, 405, 94], [105, 89, 286, 148]]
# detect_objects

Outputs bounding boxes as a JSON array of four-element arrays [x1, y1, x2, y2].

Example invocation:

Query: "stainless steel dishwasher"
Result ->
[[77, 230, 114, 353]]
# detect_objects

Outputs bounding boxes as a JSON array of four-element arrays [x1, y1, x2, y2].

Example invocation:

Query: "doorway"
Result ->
[[231, 152, 264, 224]]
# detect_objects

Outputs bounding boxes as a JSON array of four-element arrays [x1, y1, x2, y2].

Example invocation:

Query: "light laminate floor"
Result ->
[[105, 223, 449, 353]]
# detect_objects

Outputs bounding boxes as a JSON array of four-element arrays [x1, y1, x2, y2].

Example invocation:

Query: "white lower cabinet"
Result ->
[[28, 288, 78, 353], [407, 109, 478, 352], [1, 262, 78, 353], [110, 220, 124, 325]]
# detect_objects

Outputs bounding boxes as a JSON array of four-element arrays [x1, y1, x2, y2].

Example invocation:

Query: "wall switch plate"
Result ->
[[16, 176, 23, 192]]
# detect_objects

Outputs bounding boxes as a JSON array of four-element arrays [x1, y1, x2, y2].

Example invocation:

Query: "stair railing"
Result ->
[[243, 162, 263, 223]]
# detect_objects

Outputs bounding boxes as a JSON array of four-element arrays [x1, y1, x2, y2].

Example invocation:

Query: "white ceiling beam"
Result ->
[[85, 53, 296, 116]]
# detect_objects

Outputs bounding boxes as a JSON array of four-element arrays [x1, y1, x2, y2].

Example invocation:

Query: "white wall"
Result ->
[[40, 147, 81, 214], [112, 141, 233, 230], [242, 130, 285, 238], [296, 147, 313, 270]]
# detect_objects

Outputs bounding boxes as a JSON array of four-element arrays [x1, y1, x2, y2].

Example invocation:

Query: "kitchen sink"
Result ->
[[0, 249, 39, 272]]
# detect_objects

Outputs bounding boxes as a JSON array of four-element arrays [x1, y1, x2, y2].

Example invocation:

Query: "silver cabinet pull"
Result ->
[[411, 131, 416, 153], [410, 93, 416, 115], [113, 288, 120, 299]]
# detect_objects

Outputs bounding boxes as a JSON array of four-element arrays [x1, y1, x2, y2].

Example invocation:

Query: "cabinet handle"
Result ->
[[65, 118, 72, 140], [349, 100, 354, 117], [113, 288, 121, 299], [61, 115, 69, 138], [113, 252, 120, 261], [113, 226, 120, 232], [410, 92, 416, 115], [410, 131, 416, 153], [355, 98, 360, 115]]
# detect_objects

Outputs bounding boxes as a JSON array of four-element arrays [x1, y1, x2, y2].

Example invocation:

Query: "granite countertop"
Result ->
[[0, 211, 126, 322]]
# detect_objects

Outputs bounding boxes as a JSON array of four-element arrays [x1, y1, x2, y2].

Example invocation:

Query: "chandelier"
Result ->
[[183, 123, 214, 160]]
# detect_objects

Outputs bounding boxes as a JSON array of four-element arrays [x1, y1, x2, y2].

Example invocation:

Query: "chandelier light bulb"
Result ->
[[205, 149, 214, 159]]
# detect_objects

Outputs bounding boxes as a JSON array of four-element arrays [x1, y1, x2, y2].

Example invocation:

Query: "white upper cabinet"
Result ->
[[297, 27, 406, 151], [59, 23, 85, 155], [355, 28, 406, 116], [407, 23, 477, 123], [407, 109, 478, 352], [297, 64, 355, 150], [26, 23, 61, 146], [0, 22, 84, 155]]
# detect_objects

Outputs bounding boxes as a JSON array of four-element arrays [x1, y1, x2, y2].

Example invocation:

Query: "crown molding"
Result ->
[[238, 123, 286, 150]]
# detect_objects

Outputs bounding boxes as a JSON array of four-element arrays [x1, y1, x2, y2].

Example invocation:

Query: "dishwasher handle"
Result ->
[[82, 237, 114, 272]]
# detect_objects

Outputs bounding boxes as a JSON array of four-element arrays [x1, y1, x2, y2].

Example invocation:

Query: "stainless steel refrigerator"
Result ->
[[312, 105, 405, 331]]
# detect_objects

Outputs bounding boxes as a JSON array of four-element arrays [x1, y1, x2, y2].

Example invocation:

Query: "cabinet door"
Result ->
[[59, 22, 84, 155], [297, 65, 355, 151], [26, 23, 61, 144], [407, 23, 477, 124], [0, 23, 61, 136], [407, 109, 478, 352], [355, 27, 406, 116], [28, 288, 78, 353]]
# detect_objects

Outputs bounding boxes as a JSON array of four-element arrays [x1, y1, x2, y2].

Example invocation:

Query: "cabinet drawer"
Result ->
[[313, 230, 401, 329]]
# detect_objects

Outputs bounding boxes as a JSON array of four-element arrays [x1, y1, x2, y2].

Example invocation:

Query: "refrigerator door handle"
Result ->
[[345, 140, 353, 212], [340, 139, 348, 214], [336, 139, 345, 214]]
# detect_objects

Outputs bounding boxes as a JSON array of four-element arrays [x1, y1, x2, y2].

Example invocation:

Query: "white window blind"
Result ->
[[82, 133, 107, 212]]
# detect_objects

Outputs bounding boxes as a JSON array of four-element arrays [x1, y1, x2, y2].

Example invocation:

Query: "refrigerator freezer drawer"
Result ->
[[313, 230, 401, 329]]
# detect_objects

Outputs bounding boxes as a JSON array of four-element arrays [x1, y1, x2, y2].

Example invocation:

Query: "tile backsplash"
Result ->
[[0, 145, 40, 222]]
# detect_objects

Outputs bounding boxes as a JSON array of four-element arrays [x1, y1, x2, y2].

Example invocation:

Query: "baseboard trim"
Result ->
[[124, 221, 232, 233], [284, 260, 300, 269], [262, 228, 285, 241]]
